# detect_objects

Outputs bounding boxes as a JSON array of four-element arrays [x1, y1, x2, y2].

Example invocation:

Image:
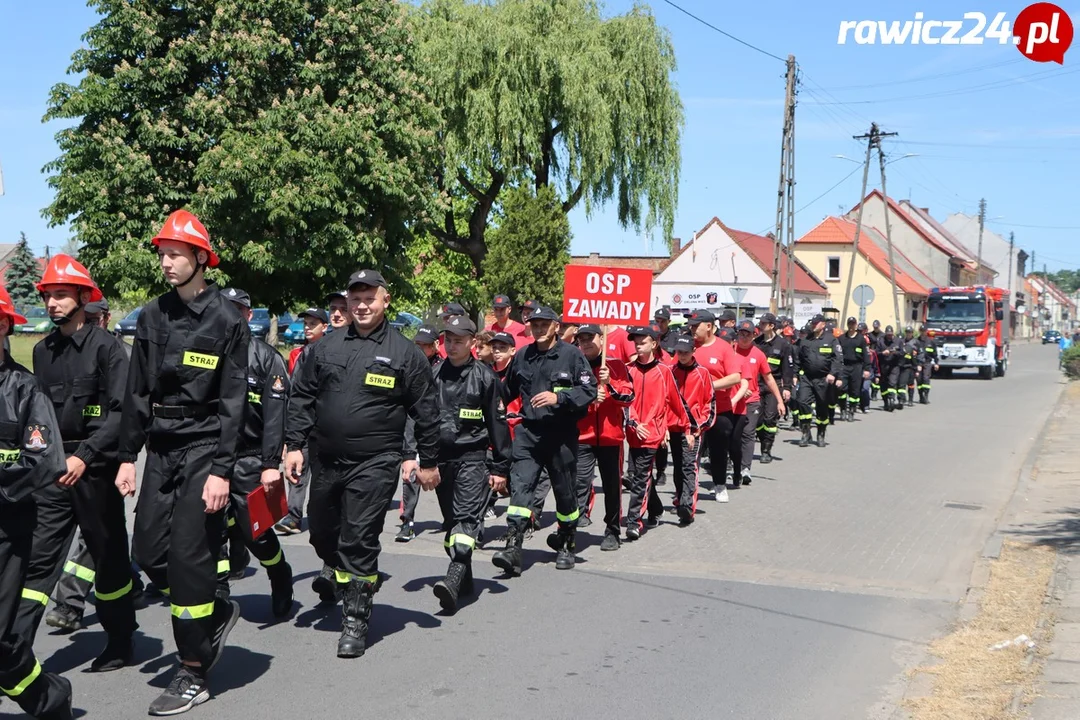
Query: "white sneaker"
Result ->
[[717, 488, 730, 503]]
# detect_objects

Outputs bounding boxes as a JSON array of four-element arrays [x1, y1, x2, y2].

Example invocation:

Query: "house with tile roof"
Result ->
[[649, 217, 827, 319], [899, 202, 997, 285], [794, 216, 937, 329], [1028, 275, 1076, 335]]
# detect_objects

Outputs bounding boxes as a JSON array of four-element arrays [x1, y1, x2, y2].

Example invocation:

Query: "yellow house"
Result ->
[[794, 217, 936, 329]]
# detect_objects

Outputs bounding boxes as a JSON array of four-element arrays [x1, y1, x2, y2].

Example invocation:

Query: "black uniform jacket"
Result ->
[[502, 339, 597, 429], [838, 331, 869, 366], [754, 333, 794, 392], [241, 338, 290, 470], [33, 323, 128, 466], [118, 284, 249, 480], [286, 319, 439, 468], [0, 352, 66, 505], [434, 357, 512, 475], [794, 332, 843, 379]]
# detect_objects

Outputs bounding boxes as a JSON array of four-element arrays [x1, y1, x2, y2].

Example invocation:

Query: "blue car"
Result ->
[[283, 319, 306, 344]]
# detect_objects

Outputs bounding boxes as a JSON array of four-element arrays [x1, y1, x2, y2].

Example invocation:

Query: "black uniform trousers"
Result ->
[[669, 432, 700, 515], [0, 508, 71, 717], [228, 455, 286, 570], [14, 461, 136, 647], [133, 441, 227, 667], [399, 472, 421, 524], [53, 530, 144, 615], [796, 376, 832, 427], [625, 447, 664, 531], [706, 411, 746, 485], [886, 365, 905, 401], [576, 444, 621, 536], [880, 362, 898, 402], [917, 363, 932, 392], [308, 452, 400, 584], [756, 390, 781, 440], [840, 363, 863, 409], [900, 365, 915, 398], [435, 452, 489, 565], [654, 445, 668, 482], [505, 425, 579, 536]]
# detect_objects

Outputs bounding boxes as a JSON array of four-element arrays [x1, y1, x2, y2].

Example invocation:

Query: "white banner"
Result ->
[[793, 300, 823, 326]]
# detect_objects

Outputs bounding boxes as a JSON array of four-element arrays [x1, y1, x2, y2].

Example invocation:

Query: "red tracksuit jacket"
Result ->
[[577, 357, 634, 446], [627, 358, 690, 449], [671, 360, 716, 434]]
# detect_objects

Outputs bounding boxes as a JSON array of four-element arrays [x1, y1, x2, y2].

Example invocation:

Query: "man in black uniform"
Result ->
[[793, 314, 843, 448], [875, 326, 903, 412], [285, 269, 440, 659], [868, 320, 884, 400], [491, 306, 596, 575], [0, 285, 73, 720], [222, 289, 293, 618], [430, 316, 511, 612], [14, 255, 137, 672], [837, 316, 869, 422], [915, 327, 938, 404], [396, 324, 441, 544], [898, 326, 918, 408], [115, 209, 248, 715], [753, 313, 792, 463]]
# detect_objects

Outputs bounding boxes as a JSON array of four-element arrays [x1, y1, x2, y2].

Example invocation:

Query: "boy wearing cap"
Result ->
[[396, 324, 441, 544], [752, 313, 792, 464], [837, 317, 870, 422], [624, 324, 690, 540], [486, 295, 530, 346], [573, 325, 633, 550], [733, 320, 785, 485], [325, 291, 350, 330], [0, 282, 74, 719], [669, 335, 715, 525], [491, 306, 596, 575], [429, 317, 511, 612]]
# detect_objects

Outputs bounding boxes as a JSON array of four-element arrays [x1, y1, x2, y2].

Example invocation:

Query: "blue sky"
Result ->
[[2, 0, 1078, 272]]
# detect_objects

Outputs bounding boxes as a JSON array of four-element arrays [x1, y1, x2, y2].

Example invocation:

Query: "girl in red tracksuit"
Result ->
[[573, 325, 634, 550], [625, 326, 690, 541], [669, 335, 716, 525]]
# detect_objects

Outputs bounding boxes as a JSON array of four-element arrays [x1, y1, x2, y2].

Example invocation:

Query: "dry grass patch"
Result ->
[[905, 539, 1055, 720]]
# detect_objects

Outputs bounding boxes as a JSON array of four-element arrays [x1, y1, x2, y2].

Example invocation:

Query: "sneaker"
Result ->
[[655, 472, 667, 486], [148, 666, 210, 716], [483, 506, 496, 521], [676, 505, 694, 526], [716, 488, 730, 503], [644, 514, 660, 529], [394, 522, 415, 543], [600, 533, 620, 551], [208, 600, 240, 671], [577, 515, 592, 529], [274, 517, 302, 535], [625, 524, 642, 542], [741, 470, 752, 486], [44, 603, 82, 634]]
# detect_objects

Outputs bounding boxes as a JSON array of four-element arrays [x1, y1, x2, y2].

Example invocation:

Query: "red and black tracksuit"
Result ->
[[576, 357, 633, 539], [670, 360, 715, 518]]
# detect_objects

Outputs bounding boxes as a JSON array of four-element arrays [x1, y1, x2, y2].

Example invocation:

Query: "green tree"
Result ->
[[414, 0, 682, 273], [396, 234, 484, 321], [5, 233, 40, 310], [43, 0, 441, 311], [481, 185, 570, 309]]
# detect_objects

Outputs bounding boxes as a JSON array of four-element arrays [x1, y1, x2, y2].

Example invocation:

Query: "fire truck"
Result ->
[[924, 285, 1009, 379]]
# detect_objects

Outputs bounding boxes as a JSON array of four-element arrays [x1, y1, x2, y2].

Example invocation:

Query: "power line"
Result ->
[[813, 57, 1026, 92], [989, 221, 1080, 230], [902, 139, 1080, 151], [795, 165, 862, 213], [660, 0, 786, 63]]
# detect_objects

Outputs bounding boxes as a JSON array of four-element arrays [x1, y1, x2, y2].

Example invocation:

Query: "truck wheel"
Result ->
[[979, 365, 994, 380], [995, 358, 1007, 377], [937, 367, 953, 379]]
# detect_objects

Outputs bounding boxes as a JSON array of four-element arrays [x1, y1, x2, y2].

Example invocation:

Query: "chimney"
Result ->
[[588, 252, 599, 263], [667, 237, 681, 257]]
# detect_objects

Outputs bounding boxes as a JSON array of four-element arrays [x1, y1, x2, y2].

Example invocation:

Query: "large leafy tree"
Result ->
[[396, 234, 484, 321], [481, 185, 571, 310], [43, 0, 441, 310], [414, 0, 682, 274], [5, 233, 41, 310]]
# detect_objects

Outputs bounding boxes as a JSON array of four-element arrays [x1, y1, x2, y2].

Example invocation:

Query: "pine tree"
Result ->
[[6, 233, 40, 310]]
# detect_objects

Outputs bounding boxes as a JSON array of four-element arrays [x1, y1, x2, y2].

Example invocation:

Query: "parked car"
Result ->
[[277, 312, 294, 335], [248, 308, 273, 339], [15, 307, 54, 334], [115, 307, 141, 336], [390, 311, 422, 333], [1043, 330, 1062, 345], [283, 319, 306, 345]]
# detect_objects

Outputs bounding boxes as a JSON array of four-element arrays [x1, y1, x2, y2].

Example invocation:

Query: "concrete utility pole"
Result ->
[[1007, 231, 1015, 339], [770, 55, 797, 316], [877, 142, 903, 331], [976, 198, 987, 283]]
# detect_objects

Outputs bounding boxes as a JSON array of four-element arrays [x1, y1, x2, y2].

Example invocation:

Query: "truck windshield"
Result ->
[[927, 298, 986, 322]]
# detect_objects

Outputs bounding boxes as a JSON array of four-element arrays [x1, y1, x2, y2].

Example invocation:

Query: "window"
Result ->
[[826, 256, 841, 281]]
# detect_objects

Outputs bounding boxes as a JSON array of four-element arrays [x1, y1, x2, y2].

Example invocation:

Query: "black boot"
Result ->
[[816, 426, 827, 447], [89, 634, 133, 672], [923, 389, 930, 404], [312, 563, 339, 604], [896, 395, 905, 410], [433, 561, 467, 613], [799, 425, 811, 447], [268, 560, 294, 619], [884, 395, 893, 411], [337, 578, 374, 659], [556, 529, 576, 570], [760, 437, 773, 464], [492, 530, 523, 576]]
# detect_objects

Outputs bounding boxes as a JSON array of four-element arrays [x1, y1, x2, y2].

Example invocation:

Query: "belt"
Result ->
[[62, 440, 83, 451], [151, 403, 217, 419]]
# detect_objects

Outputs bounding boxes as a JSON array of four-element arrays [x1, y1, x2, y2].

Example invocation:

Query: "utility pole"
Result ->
[[878, 141, 903, 331], [1007, 231, 1015, 339], [770, 55, 797, 315], [976, 198, 987, 283]]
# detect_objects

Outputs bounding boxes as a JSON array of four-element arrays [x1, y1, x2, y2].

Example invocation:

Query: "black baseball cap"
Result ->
[[717, 309, 737, 323], [873, 320, 881, 328], [492, 294, 511, 309], [440, 302, 466, 317], [576, 324, 602, 337], [442, 316, 477, 336], [718, 327, 736, 342], [325, 290, 347, 303], [673, 335, 695, 353], [847, 316, 857, 324], [527, 306, 559, 322], [758, 312, 777, 325], [414, 325, 438, 344], [857, 322, 868, 332], [222, 287, 251, 308], [810, 313, 826, 325], [522, 300, 541, 313], [885, 325, 895, 333], [298, 307, 329, 324], [904, 325, 914, 333], [491, 331, 516, 347], [347, 269, 387, 290], [685, 309, 716, 325], [84, 299, 110, 314], [654, 307, 671, 321], [627, 325, 660, 340], [736, 319, 755, 333]]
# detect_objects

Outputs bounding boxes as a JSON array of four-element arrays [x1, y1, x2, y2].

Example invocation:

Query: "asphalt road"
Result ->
[[9, 342, 1064, 720]]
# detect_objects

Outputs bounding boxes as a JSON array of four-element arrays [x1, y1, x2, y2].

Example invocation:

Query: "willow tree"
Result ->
[[414, 0, 682, 273]]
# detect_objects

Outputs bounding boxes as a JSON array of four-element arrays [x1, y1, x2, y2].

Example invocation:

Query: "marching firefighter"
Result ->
[[899, 326, 918, 408], [429, 316, 512, 612], [868, 320, 884, 400], [837, 317, 869, 422], [13, 255, 137, 673], [0, 283, 73, 720], [793, 314, 843, 448], [286, 269, 440, 658], [396, 324, 441, 544], [752, 313, 792, 464], [491, 306, 597, 575], [115, 209, 248, 715], [222, 289, 294, 618], [670, 334, 716, 524], [916, 326, 938, 404], [875, 326, 903, 412]]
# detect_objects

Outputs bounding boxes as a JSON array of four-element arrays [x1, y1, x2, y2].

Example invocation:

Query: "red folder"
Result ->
[[248, 484, 289, 539]]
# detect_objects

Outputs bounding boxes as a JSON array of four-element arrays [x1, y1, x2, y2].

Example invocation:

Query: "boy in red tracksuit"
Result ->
[[625, 324, 690, 541], [669, 334, 716, 525], [573, 325, 634, 551]]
